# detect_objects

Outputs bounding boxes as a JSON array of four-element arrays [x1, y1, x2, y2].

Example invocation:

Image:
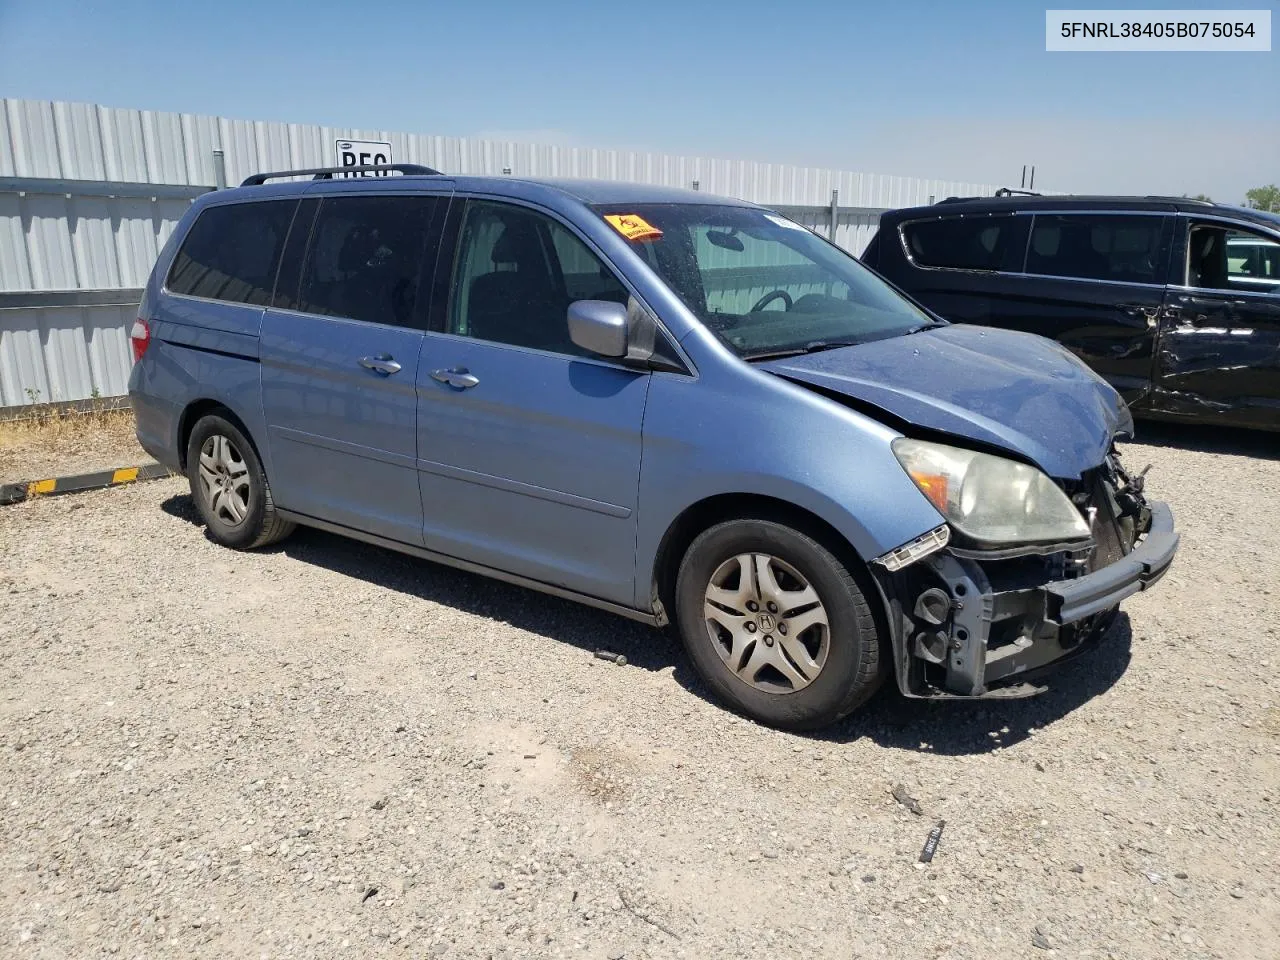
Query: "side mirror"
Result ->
[[567, 300, 628, 358]]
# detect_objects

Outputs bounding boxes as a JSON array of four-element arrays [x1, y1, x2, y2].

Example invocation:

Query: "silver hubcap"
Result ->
[[197, 434, 250, 527], [703, 553, 830, 693]]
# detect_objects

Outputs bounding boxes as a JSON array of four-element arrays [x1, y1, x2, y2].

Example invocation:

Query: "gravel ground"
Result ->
[[1, 421, 1277, 959]]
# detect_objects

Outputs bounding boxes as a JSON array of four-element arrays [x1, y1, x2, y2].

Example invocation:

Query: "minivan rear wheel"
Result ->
[[675, 519, 884, 730], [186, 414, 294, 550]]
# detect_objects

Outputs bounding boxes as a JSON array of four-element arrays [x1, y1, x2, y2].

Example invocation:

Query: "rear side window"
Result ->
[[1026, 214, 1170, 284], [900, 215, 1026, 271], [296, 195, 439, 328], [167, 200, 297, 305]]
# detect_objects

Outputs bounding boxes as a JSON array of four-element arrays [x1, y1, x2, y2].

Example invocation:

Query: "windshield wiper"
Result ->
[[907, 320, 947, 334], [743, 340, 863, 362]]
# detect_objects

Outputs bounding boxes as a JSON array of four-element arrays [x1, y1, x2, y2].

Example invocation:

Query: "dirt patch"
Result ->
[[570, 746, 634, 805], [0, 408, 149, 483]]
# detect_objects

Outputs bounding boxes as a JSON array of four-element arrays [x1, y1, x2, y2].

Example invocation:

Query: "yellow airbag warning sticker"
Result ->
[[604, 214, 663, 241]]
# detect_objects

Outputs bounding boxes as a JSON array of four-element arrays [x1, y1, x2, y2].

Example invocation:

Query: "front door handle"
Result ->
[[359, 354, 402, 375], [430, 368, 480, 389]]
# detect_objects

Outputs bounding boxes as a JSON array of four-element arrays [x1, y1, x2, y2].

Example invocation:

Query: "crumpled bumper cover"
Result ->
[[1043, 502, 1179, 624], [880, 501, 1179, 700]]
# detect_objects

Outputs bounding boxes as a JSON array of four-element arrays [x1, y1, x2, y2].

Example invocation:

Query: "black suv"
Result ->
[[862, 194, 1280, 430]]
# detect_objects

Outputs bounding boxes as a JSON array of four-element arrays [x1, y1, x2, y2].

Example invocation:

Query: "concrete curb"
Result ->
[[0, 462, 172, 506]]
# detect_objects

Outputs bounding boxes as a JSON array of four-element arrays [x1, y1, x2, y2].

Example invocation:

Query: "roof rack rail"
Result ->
[[1146, 195, 1215, 205], [240, 163, 443, 186], [993, 187, 1041, 197]]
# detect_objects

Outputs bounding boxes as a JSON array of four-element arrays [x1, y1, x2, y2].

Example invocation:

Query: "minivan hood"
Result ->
[[760, 325, 1129, 480]]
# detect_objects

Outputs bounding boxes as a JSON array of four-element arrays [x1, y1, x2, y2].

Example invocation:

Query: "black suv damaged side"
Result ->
[[862, 194, 1280, 431]]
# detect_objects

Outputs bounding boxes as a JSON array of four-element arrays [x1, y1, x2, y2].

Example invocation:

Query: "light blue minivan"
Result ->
[[129, 164, 1178, 730]]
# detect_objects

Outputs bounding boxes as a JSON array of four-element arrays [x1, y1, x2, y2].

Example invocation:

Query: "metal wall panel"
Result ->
[[0, 190, 190, 293], [1, 98, 1001, 204], [0, 180, 190, 405], [0, 303, 136, 405], [0, 97, 1008, 405], [0, 192, 33, 290]]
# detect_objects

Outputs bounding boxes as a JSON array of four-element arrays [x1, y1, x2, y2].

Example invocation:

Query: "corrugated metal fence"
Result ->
[[0, 98, 1003, 408]]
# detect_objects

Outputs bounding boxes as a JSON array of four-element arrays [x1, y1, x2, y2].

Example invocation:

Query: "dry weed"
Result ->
[[0, 405, 145, 481]]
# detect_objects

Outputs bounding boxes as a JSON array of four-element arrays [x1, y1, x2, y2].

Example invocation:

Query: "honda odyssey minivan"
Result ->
[[129, 164, 1179, 730]]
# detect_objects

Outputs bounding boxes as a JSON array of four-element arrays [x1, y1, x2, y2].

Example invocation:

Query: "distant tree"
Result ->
[[1191, 193, 1212, 202], [1245, 185, 1280, 212]]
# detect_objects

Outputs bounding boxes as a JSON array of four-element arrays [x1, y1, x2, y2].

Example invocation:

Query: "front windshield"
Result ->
[[594, 203, 937, 358]]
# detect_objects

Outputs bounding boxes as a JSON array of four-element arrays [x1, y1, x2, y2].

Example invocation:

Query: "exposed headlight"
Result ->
[[892, 438, 1090, 547]]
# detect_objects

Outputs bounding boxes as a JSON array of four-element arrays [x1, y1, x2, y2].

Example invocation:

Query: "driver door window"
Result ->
[[449, 200, 628, 355], [1187, 224, 1280, 295]]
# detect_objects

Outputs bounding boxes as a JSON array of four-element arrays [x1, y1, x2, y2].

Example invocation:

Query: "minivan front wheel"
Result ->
[[675, 519, 884, 730], [186, 414, 294, 550]]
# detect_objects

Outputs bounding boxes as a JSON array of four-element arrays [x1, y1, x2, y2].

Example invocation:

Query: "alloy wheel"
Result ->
[[197, 434, 251, 527], [702, 553, 830, 693]]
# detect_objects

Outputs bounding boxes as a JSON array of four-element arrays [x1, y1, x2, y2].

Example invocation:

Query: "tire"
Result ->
[[674, 519, 884, 731], [186, 414, 295, 550]]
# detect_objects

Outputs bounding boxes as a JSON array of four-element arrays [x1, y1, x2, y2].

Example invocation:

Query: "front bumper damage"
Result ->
[[873, 497, 1179, 701]]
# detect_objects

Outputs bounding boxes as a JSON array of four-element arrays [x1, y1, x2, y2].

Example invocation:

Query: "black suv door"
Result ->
[[1008, 212, 1174, 405], [1154, 217, 1280, 428], [889, 211, 1173, 405]]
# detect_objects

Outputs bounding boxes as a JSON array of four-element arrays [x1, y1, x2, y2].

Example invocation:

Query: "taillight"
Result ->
[[130, 318, 151, 363]]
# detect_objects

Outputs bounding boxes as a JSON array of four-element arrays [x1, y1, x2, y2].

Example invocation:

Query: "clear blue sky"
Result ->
[[1, 0, 1275, 200]]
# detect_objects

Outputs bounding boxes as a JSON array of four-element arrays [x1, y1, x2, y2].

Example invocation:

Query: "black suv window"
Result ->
[[449, 200, 628, 356], [1188, 223, 1280, 295], [900, 215, 1027, 271], [296, 195, 438, 328], [167, 200, 297, 305], [1027, 214, 1169, 284]]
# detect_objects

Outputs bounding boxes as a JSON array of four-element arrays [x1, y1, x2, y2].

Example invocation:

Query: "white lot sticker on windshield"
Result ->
[[764, 214, 808, 231]]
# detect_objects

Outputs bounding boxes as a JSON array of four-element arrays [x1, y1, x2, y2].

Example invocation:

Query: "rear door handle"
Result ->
[[430, 368, 480, 389], [1121, 304, 1161, 330], [359, 354, 402, 375]]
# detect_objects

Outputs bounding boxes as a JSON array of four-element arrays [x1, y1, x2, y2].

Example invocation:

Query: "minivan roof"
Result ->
[[884, 194, 1280, 230], [500, 177, 749, 206], [219, 171, 752, 208]]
